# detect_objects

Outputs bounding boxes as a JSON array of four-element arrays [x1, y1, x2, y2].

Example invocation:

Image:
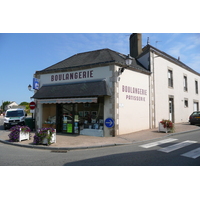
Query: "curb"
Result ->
[[0, 139, 127, 151], [167, 128, 200, 136], [0, 128, 199, 151]]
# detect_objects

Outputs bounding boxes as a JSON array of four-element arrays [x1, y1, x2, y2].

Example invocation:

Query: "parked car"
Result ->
[[189, 111, 200, 125], [4, 108, 27, 130]]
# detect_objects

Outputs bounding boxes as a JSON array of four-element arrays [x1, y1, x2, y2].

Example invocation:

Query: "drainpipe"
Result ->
[[149, 71, 152, 129], [152, 51, 156, 128]]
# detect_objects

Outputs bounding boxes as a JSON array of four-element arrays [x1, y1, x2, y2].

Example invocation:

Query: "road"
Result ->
[[1, 116, 200, 166], [1, 118, 200, 200]]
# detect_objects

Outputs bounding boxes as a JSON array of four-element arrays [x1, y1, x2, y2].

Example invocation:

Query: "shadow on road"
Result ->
[[63, 143, 200, 166]]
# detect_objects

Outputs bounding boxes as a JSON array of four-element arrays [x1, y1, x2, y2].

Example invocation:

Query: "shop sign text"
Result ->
[[51, 70, 93, 82], [122, 85, 147, 101]]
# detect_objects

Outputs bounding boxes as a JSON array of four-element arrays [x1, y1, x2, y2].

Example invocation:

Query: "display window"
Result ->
[[55, 97, 104, 135], [76, 102, 104, 133], [42, 104, 56, 129]]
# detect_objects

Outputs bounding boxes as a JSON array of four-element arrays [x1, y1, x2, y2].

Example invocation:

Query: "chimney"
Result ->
[[129, 33, 142, 58]]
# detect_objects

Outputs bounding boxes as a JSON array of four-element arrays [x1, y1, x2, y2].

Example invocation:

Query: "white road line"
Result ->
[[158, 140, 197, 153], [140, 138, 178, 148], [181, 147, 200, 159]]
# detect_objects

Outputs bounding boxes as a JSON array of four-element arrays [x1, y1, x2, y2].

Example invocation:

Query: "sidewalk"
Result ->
[[0, 122, 200, 150]]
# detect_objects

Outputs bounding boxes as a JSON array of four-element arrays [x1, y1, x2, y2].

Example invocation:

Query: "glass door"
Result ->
[[56, 104, 62, 132], [62, 104, 74, 133]]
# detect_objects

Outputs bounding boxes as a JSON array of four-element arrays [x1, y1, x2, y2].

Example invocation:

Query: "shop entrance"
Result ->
[[56, 104, 78, 134], [56, 98, 104, 135], [62, 104, 76, 134]]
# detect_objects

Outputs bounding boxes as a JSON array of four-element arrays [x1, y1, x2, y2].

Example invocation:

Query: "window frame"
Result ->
[[195, 80, 198, 94], [184, 98, 188, 108], [168, 69, 173, 88], [183, 75, 188, 92]]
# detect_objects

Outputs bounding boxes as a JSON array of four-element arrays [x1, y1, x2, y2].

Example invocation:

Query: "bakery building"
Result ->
[[32, 33, 200, 137]]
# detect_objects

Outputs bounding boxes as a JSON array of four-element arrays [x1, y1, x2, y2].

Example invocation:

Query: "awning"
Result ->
[[32, 80, 111, 99], [37, 97, 98, 104]]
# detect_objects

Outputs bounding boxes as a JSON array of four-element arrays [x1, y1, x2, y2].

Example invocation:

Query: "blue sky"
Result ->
[[0, 33, 200, 105]]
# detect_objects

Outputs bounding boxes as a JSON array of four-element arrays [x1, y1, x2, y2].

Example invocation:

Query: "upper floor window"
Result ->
[[168, 70, 173, 88], [195, 80, 198, 94], [183, 75, 188, 92]]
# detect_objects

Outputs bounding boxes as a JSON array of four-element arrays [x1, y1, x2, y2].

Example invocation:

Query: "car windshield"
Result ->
[[6, 110, 24, 117]]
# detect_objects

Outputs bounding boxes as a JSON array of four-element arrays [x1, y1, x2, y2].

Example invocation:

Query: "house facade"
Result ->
[[138, 43, 200, 128], [32, 33, 200, 137]]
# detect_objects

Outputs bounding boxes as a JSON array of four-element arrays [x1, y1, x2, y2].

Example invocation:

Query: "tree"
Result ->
[[19, 102, 29, 106], [19, 102, 30, 114]]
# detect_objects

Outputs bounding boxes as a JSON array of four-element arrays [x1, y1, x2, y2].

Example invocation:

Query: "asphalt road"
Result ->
[[1, 116, 200, 166], [1, 126, 200, 166], [1, 123, 199, 197]]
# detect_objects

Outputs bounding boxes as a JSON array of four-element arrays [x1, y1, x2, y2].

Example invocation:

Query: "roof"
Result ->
[[7, 101, 18, 106], [35, 48, 150, 75], [140, 45, 200, 76], [32, 80, 111, 99]]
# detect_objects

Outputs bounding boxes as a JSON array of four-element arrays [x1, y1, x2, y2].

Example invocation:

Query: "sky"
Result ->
[[0, 33, 200, 106], [1, 1, 199, 107]]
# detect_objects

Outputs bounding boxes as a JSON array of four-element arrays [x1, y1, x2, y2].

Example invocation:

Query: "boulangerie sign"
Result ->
[[50, 70, 94, 82]]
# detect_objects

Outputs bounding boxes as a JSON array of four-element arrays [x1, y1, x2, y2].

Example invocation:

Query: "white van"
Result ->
[[4, 108, 27, 130]]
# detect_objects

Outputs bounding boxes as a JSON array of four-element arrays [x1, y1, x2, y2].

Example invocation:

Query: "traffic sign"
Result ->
[[29, 101, 36, 110], [105, 118, 114, 128], [33, 78, 39, 90]]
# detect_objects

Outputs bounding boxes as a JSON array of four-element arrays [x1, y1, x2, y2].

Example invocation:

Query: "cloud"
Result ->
[[188, 34, 200, 46], [164, 33, 181, 45], [164, 34, 199, 68], [55, 33, 130, 59], [185, 44, 196, 51], [167, 42, 186, 60], [186, 53, 200, 73]]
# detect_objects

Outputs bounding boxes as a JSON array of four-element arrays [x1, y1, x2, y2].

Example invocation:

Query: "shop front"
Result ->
[[38, 97, 104, 136], [33, 79, 111, 137], [59, 100, 104, 136]]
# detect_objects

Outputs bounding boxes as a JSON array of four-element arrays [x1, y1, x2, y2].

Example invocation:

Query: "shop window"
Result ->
[[168, 70, 173, 88], [76, 102, 104, 131], [57, 98, 104, 135], [42, 104, 56, 129]]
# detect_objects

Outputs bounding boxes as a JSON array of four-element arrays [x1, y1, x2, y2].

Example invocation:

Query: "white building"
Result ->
[[32, 33, 200, 137], [137, 40, 200, 128], [5, 101, 18, 110]]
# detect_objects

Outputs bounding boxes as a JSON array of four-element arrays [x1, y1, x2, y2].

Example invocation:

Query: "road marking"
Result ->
[[158, 140, 197, 153], [181, 147, 200, 159], [140, 138, 178, 148]]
